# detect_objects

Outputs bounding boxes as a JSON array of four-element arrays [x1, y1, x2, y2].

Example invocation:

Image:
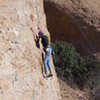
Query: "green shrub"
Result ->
[[81, 57, 100, 89], [51, 41, 80, 78], [51, 41, 100, 89], [75, 56, 100, 89]]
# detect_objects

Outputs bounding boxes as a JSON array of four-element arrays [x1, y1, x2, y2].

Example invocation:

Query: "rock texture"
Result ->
[[59, 79, 89, 100], [44, 0, 100, 56], [0, 0, 60, 100], [44, 0, 100, 99]]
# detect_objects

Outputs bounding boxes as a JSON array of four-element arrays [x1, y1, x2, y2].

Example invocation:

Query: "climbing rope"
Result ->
[[77, 23, 97, 57], [58, 7, 97, 57], [69, 14, 97, 57]]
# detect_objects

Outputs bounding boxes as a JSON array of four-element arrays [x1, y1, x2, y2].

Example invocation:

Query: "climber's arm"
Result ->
[[31, 27, 39, 41], [30, 27, 37, 36]]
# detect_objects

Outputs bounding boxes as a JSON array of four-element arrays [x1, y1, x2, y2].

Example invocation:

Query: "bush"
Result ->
[[75, 56, 100, 89], [51, 41, 100, 89], [81, 57, 100, 89], [51, 41, 80, 78]]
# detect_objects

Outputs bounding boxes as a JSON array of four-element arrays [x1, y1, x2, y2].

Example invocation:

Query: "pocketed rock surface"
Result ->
[[0, 0, 60, 100]]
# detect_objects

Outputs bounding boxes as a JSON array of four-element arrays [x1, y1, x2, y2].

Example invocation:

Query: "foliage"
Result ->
[[51, 41, 80, 78], [51, 41, 100, 89]]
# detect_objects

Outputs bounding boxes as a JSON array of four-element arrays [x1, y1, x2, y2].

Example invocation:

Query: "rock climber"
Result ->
[[38, 27, 53, 78], [31, 27, 53, 78]]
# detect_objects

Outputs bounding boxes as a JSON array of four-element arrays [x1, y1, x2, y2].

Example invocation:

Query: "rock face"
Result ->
[[44, 0, 100, 56], [0, 0, 60, 100]]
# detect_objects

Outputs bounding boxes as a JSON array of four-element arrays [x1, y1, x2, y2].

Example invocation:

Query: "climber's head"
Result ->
[[38, 27, 43, 38]]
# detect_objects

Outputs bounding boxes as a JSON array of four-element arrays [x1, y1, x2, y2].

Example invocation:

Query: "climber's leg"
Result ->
[[44, 56, 48, 75], [47, 59, 51, 73], [47, 57, 53, 77]]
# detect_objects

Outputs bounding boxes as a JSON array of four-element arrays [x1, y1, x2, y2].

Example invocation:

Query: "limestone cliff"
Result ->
[[44, 0, 100, 100], [44, 0, 100, 56], [0, 0, 60, 100]]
